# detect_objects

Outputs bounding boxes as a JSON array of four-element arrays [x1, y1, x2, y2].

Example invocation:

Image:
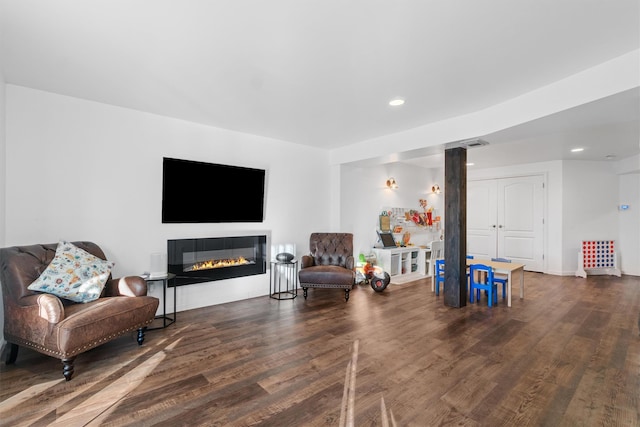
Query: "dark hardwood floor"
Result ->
[[1, 272, 639, 426]]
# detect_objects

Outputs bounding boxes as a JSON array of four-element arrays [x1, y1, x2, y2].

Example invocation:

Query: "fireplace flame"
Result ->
[[187, 256, 251, 272]]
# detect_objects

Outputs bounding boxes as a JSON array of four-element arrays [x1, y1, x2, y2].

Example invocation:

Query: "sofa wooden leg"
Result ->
[[137, 328, 146, 345], [5, 343, 18, 364], [344, 289, 350, 301], [302, 288, 308, 299], [62, 357, 75, 381]]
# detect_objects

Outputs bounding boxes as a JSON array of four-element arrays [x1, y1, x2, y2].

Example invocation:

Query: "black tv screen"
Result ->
[[162, 157, 266, 223]]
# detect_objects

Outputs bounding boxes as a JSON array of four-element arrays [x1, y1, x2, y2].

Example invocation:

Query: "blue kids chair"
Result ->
[[434, 259, 445, 296], [491, 257, 511, 299], [469, 264, 498, 307]]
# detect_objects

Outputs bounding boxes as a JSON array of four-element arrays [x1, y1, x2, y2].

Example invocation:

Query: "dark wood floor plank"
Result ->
[[2, 273, 639, 426]]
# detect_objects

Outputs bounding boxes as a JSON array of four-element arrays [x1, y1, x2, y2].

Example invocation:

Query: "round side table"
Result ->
[[270, 260, 298, 300]]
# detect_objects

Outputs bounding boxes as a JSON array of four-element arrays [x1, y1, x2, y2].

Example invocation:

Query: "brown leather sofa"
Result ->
[[298, 233, 356, 301], [0, 241, 159, 380]]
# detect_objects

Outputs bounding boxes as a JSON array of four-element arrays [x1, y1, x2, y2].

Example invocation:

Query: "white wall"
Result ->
[[4, 85, 333, 315], [467, 158, 639, 276], [341, 161, 444, 259], [0, 69, 6, 246], [562, 161, 621, 275], [617, 172, 640, 275], [0, 65, 6, 352], [615, 154, 640, 276]]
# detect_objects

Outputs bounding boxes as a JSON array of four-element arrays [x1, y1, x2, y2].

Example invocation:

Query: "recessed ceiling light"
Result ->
[[389, 98, 405, 106], [571, 148, 584, 153]]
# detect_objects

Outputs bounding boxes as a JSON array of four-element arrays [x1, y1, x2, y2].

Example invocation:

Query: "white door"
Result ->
[[467, 175, 544, 272], [467, 180, 497, 259], [497, 176, 544, 271]]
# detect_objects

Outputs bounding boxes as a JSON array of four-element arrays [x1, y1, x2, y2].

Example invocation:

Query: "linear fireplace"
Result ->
[[168, 235, 267, 287]]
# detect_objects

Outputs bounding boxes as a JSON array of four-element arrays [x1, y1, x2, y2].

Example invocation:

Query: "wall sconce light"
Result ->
[[431, 184, 441, 194], [386, 177, 398, 189]]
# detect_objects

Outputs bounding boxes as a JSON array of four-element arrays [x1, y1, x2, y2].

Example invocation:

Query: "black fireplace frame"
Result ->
[[167, 235, 267, 287]]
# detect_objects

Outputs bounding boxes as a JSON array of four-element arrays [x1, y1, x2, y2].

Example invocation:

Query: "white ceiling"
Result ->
[[405, 87, 640, 169], [1, 1, 638, 168]]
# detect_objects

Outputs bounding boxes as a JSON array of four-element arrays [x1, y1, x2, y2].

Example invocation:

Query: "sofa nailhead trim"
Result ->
[[10, 319, 153, 358]]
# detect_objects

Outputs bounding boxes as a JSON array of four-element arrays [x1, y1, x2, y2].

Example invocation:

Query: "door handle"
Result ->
[[491, 225, 496, 228], [498, 225, 503, 228]]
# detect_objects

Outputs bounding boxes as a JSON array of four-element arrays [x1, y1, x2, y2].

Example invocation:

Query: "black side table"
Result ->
[[146, 273, 176, 329], [270, 260, 298, 300]]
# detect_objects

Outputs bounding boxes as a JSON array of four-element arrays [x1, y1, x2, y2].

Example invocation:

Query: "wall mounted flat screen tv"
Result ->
[[162, 157, 266, 223]]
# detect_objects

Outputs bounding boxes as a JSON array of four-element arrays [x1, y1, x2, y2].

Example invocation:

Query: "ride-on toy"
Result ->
[[356, 254, 391, 292]]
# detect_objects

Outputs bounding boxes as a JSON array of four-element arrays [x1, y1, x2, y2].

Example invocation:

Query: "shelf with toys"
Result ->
[[374, 201, 443, 284], [378, 205, 442, 249]]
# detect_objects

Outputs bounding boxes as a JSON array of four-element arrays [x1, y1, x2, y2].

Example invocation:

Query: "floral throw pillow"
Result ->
[[28, 241, 115, 303]]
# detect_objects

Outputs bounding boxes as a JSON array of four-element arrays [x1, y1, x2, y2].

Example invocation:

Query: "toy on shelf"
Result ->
[[575, 240, 621, 278]]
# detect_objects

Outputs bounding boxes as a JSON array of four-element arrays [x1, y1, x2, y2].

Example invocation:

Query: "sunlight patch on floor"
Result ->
[[0, 348, 158, 425], [339, 339, 359, 427], [0, 378, 63, 414], [163, 335, 185, 351], [48, 351, 166, 426], [0, 338, 176, 427], [339, 339, 398, 427], [151, 324, 190, 349], [380, 395, 398, 427]]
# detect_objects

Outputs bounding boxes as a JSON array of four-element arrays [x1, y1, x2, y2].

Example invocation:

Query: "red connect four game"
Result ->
[[575, 240, 621, 278]]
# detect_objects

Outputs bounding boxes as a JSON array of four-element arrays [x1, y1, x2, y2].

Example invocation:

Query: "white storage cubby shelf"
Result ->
[[373, 206, 442, 284], [373, 246, 427, 284], [380, 207, 442, 246], [575, 240, 621, 278]]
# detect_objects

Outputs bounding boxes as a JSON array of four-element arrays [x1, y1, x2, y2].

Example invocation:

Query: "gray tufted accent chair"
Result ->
[[298, 233, 355, 301]]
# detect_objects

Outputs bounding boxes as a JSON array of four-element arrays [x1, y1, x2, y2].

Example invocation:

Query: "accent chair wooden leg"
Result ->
[[5, 343, 18, 364], [344, 289, 350, 301], [302, 287, 308, 299], [137, 327, 146, 345], [62, 357, 76, 381]]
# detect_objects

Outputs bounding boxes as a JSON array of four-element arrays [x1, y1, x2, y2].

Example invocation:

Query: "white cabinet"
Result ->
[[373, 247, 427, 283]]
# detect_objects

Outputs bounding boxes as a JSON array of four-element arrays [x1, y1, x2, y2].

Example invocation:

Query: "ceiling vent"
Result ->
[[445, 138, 489, 150]]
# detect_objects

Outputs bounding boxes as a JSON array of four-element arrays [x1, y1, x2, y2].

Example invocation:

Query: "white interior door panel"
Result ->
[[468, 175, 544, 272], [497, 176, 544, 271], [467, 180, 498, 258]]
